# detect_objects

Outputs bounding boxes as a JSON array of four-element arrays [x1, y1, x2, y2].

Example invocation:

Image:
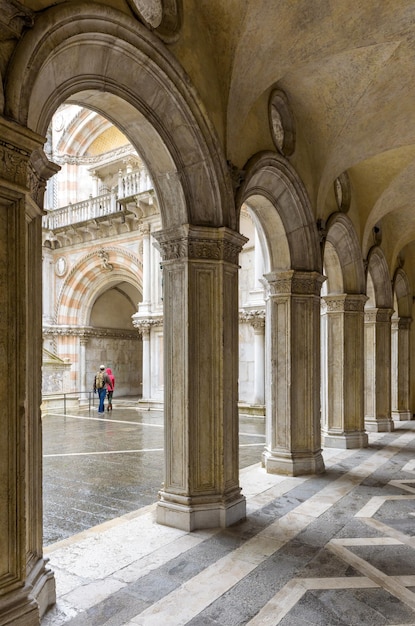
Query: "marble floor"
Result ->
[[41, 407, 415, 625]]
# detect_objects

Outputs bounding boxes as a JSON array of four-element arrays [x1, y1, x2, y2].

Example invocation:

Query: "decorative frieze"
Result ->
[[42, 325, 140, 340]]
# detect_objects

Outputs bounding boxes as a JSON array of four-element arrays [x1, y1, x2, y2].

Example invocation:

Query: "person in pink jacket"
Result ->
[[106, 367, 115, 411]]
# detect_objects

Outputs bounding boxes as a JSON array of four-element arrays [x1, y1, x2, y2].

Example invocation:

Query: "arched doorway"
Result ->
[[2, 3, 244, 620]]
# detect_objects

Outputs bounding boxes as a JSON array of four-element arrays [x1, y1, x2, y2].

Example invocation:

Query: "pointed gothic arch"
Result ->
[[55, 247, 142, 326]]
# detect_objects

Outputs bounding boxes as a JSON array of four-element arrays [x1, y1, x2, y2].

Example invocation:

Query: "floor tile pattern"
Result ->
[[41, 406, 415, 625]]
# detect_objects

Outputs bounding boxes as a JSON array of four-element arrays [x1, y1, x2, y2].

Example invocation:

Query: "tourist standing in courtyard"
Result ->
[[93, 364, 112, 414], [106, 367, 115, 411]]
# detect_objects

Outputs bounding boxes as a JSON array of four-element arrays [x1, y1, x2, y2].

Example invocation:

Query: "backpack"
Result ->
[[95, 371, 105, 389]]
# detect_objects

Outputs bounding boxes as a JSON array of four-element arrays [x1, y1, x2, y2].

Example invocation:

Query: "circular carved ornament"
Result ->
[[334, 171, 351, 213], [127, 0, 182, 42], [55, 256, 67, 277], [268, 89, 296, 157]]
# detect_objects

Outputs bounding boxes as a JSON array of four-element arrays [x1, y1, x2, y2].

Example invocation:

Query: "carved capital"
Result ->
[[323, 294, 368, 313], [132, 316, 163, 335], [154, 225, 247, 265], [239, 309, 265, 331], [364, 307, 393, 324], [264, 270, 325, 297]]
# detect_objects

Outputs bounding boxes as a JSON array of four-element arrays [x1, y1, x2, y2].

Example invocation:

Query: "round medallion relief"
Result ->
[[55, 256, 67, 277], [126, 0, 182, 41], [268, 89, 296, 157], [127, 0, 163, 28], [333, 172, 351, 213]]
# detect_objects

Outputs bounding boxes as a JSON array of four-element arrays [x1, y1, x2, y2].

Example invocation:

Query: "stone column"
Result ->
[[263, 270, 325, 475], [139, 223, 151, 314], [79, 336, 88, 401], [240, 311, 265, 405], [153, 225, 247, 531], [391, 316, 412, 421], [364, 307, 394, 432], [0, 118, 56, 623], [252, 317, 265, 405], [141, 322, 151, 399], [321, 294, 368, 448]]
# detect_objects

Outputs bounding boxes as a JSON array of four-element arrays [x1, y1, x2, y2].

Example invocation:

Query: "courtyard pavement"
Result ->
[[41, 401, 415, 625], [43, 398, 266, 546]]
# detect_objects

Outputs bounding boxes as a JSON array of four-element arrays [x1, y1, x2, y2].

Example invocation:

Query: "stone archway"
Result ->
[[365, 246, 394, 432], [391, 268, 412, 421], [321, 213, 368, 448], [237, 151, 324, 476], [0, 3, 244, 621], [51, 248, 143, 398]]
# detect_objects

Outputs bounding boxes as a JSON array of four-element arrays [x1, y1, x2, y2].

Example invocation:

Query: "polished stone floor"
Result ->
[[43, 399, 265, 546], [41, 404, 415, 625]]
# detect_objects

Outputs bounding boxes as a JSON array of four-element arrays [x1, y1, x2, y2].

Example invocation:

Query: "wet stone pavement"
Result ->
[[42, 399, 266, 546]]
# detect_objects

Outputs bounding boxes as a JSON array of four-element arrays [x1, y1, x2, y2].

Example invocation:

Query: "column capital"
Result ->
[[0, 117, 45, 188], [322, 293, 368, 313], [364, 307, 394, 323], [264, 269, 325, 296], [239, 309, 265, 331], [153, 224, 247, 264], [132, 315, 163, 335]]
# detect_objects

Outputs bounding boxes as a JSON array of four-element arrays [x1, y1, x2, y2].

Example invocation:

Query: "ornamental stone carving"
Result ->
[[333, 171, 351, 213], [0, 141, 29, 186], [154, 226, 247, 265], [43, 325, 140, 340], [268, 89, 296, 157], [364, 308, 393, 323], [132, 316, 163, 336], [239, 310, 265, 331], [264, 270, 324, 297], [98, 248, 114, 271], [126, 0, 182, 42], [323, 294, 367, 313]]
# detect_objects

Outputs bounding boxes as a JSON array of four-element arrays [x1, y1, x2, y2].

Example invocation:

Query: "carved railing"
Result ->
[[43, 168, 153, 230]]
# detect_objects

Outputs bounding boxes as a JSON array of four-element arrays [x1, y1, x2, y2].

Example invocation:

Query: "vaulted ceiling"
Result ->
[[3, 0, 415, 286]]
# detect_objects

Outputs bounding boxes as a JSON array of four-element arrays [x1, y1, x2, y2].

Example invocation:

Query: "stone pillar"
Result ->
[[364, 307, 394, 432], [0, 118, 56, 623], [321, 294, 368, 448], [252, 317, 265, 405], [391, 316, 412, 421], [79, 336, 88, 400], [240, 311, 265, 405], [141, 322, 151, 399], [263, 270, 325, 475], [139, 223, 151, 314], [153, 225, 247, 531]]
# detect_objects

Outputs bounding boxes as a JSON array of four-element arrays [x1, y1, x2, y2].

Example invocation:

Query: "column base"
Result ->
[[262, 449, 325, 476], [0, 588, 39, 626], [392, 410, 412, 422], [322, 431, 368, 449], [0, 558, 55, 625], [364, 417, 394, 432], [27, 556, 56, 619], [156, 493, 246, 531]]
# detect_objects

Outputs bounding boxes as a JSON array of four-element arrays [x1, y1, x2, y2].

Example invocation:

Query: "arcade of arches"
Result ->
[[1, 1, 415, 622]]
